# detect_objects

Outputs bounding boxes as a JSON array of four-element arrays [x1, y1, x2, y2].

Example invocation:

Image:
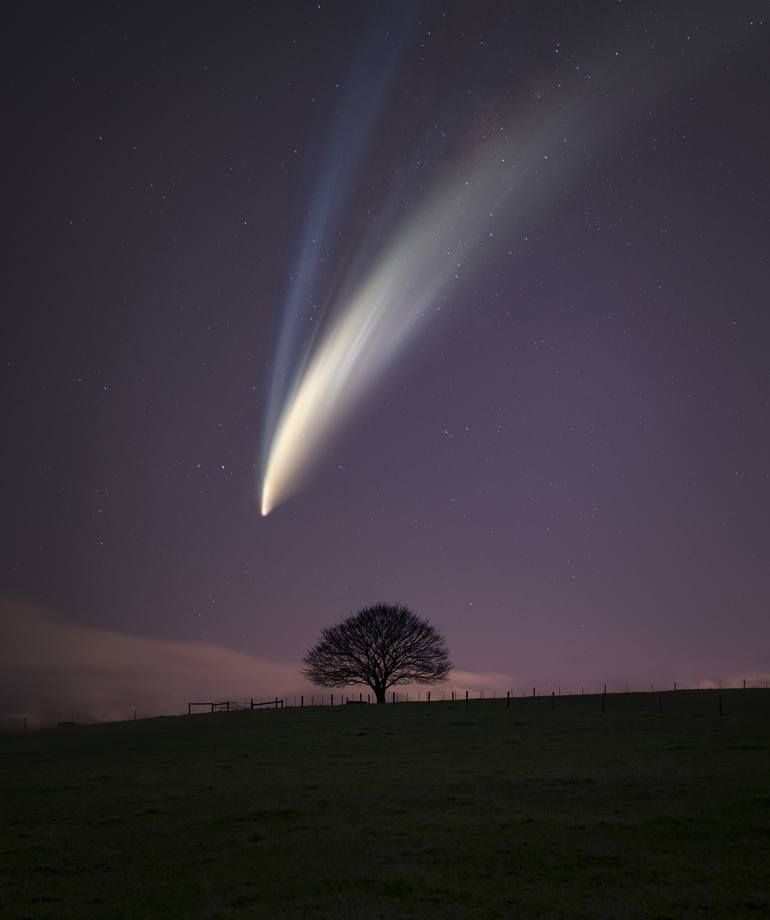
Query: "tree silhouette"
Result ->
[[301, 602, 451, 704]]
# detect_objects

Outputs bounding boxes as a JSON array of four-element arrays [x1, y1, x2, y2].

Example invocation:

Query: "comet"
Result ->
[[257, 6, 702, 514], [251, 3, 762, 516], [260, 128, 555, 516]]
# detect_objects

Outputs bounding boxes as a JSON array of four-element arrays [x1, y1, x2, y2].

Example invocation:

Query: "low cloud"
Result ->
[[695, 673, 770, 690], [446, 669, 512, 693], [0, 600, 302, 726]]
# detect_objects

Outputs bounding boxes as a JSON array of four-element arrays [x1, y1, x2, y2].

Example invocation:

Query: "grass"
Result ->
[[1, 689, 769, 918]]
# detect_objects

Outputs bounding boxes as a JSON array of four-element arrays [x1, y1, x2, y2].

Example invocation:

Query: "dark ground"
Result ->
[[1, 689, 769, 918]]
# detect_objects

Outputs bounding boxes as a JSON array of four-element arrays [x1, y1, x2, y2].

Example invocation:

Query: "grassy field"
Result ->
[[1, 689, 769, 919]]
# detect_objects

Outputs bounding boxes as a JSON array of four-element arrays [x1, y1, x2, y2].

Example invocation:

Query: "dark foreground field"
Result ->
[[2, 690, 770, 919]]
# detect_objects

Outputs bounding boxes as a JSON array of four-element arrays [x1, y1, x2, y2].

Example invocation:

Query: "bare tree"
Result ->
[[301, 602, 451, 704]]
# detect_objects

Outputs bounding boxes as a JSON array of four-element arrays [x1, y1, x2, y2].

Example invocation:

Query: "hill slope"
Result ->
[[2, 690, 769, 918]]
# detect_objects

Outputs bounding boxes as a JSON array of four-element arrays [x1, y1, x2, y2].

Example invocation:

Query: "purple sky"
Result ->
[[3, 2, 769, 723]]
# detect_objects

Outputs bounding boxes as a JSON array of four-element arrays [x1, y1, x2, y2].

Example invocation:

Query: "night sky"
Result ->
[[3, 1, 769, 723]]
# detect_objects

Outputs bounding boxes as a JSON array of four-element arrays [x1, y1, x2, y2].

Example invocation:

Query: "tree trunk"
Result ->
[[374, 687, 386, 704]]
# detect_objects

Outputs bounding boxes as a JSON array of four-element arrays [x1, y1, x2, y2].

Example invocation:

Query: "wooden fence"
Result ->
[[187, 681, 770, 716], [187, 698, 283, 714]]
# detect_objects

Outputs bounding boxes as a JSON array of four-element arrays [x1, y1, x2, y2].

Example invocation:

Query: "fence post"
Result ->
[[300, 695, 304, 708], [674, 681, 677, 692], [552, 691, 556, 710], [452, 691, 455, 702], [188, 703, 191, 715], [226, 701, 230, 712], [506, 690, 510, 709], [393, 691, 396, 704], [601, 688, 606, 713], [367, 693, 371, 703], [331, 694, 334, 707], [532, 687, 536, 698], [743, 679, 746, 689], [465, 690, 469, 706], [210, 703, 214, 713], [428, 691, 431, 706], [250, 698, 254, 710], [274, 697, 278, 709]]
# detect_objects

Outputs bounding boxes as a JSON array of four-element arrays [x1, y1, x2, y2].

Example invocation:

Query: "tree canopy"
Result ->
[[301, 602, 451, 703]]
